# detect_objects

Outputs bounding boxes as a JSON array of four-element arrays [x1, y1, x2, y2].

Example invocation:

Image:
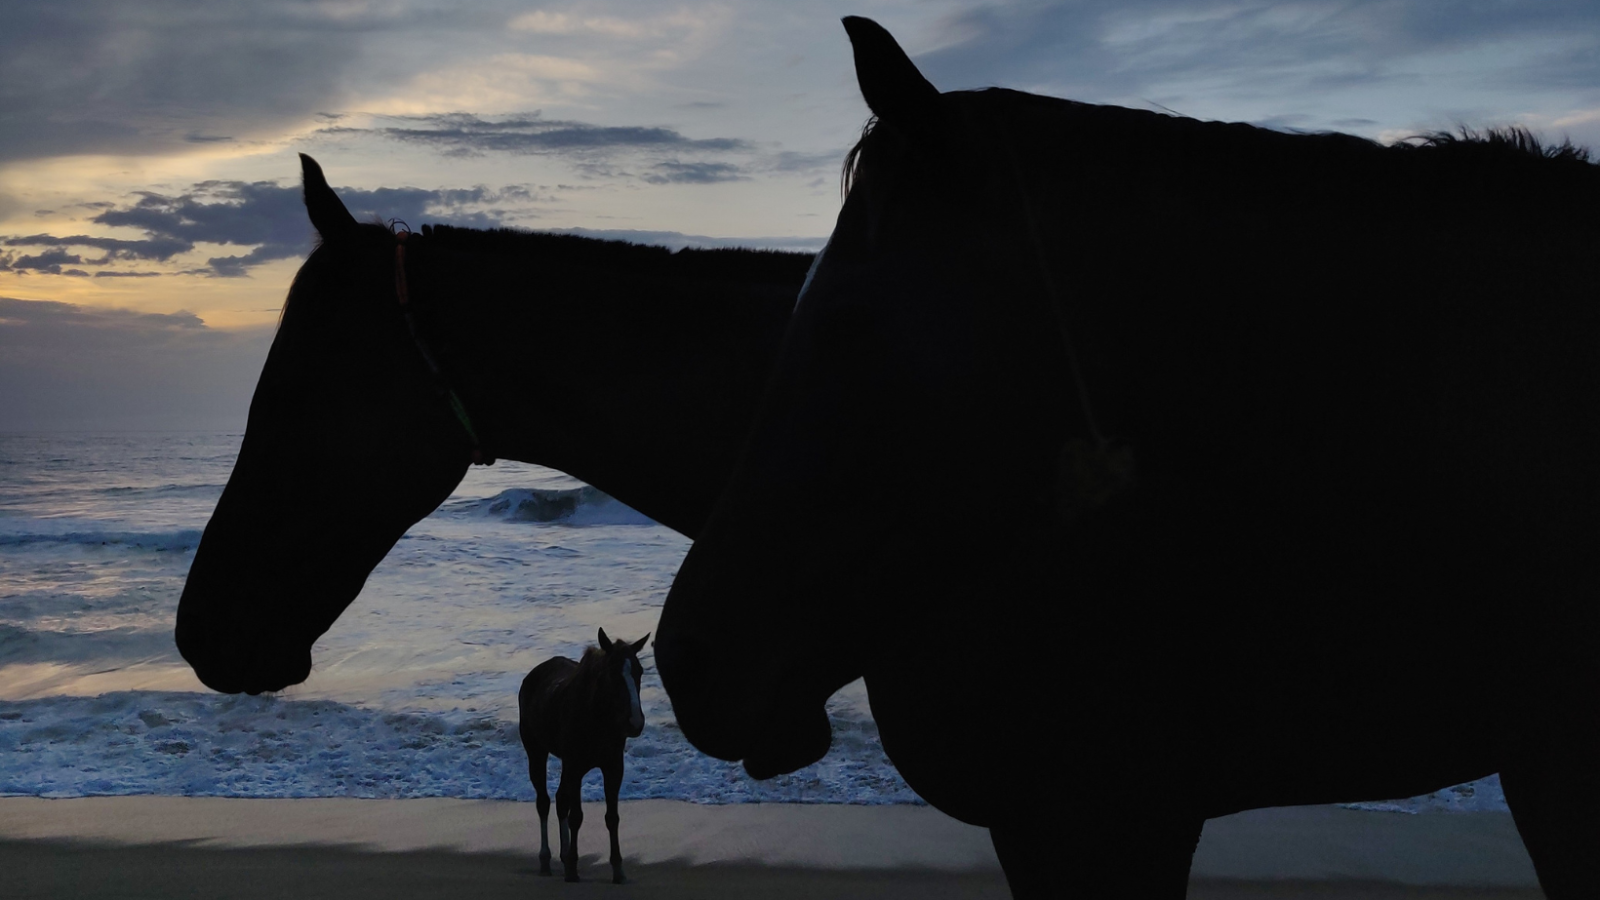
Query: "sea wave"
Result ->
[[446, 488, 655, 526], [0, 625, 179, 667], [0, 691, 918, 804], [95, 483, 225, 499], [0, 529, 202, 552]]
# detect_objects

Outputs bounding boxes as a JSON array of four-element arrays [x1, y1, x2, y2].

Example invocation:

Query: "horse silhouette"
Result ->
[[654, 17, 1600, 899], [174, 155, 805, 694], [520, 628, 650, 883]]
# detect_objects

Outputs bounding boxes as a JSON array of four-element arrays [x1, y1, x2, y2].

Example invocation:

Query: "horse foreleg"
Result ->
[[602, 758, 626, 883], [556, 765, 586, 882], [1502, 715, 1600, 898], [990, 811, 1202, 899], [528, 749, 552, 875]]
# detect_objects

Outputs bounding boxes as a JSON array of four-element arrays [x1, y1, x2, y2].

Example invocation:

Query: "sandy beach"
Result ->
[[0, 797, 1544, 899]]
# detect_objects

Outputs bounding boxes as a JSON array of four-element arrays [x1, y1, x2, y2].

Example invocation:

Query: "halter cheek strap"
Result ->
[[996, 125, 1134, 518], [394, 230, 495, 466]]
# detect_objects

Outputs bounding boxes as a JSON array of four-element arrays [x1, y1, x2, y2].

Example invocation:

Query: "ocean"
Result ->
[[0, 432, 1501, 812]]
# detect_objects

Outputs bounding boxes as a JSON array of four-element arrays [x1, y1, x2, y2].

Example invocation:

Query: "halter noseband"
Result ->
[[394, 228, 494, 466]]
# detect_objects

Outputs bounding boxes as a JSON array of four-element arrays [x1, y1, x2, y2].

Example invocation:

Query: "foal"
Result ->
[[519, 628, 649, 883]]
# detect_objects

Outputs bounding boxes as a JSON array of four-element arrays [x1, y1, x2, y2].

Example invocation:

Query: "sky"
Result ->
[[1, 0, 1597, 430]]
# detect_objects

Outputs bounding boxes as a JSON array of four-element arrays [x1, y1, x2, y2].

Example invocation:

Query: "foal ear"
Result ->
[[598, 627, 613, 652], [630, 633, 650, 655], [842, 17, 941, 135], [299, 153, 358, 242]]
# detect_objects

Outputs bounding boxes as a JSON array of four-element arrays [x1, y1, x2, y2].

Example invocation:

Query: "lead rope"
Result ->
[[394, 228, 495, 466], [997, 128, 1134, 518]]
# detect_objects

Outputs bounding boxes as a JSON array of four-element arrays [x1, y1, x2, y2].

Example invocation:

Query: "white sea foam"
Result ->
[[0, 433, 1511, 813], [0, 689, 914, 804]]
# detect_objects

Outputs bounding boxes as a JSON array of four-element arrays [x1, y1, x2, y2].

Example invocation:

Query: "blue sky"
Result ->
[[2, 0, 1597, 429]]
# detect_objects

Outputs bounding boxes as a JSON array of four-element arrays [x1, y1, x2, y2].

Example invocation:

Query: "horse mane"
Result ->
[[841, 87, 1596, 199], [411, 225, 814, 284], [1404, 126, 1592, 162], [567, 644, 615, 707], [282, 222, 813, 326]]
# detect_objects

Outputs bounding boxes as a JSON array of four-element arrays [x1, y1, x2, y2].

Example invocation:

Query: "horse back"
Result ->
[[518, 656, 578, 751]]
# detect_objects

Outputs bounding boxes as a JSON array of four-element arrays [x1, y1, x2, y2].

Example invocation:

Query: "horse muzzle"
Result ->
[[175, 568, 319, 695], [653, 632, 836, 779], [175, 608, 314, 695]]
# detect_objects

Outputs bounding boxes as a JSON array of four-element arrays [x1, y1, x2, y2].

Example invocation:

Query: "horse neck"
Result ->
[[430, 252, 794, 538], [564, 650, 618, 727]]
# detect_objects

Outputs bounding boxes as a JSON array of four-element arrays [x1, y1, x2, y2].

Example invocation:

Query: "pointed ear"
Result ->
[[598, 627, 612, 652], [630, 633, 650, 654], [842, 17, 941, 135], [300, 153, 357, 242]]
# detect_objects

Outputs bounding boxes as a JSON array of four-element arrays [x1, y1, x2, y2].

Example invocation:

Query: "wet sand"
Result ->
[[0, 797, 1542, 899]]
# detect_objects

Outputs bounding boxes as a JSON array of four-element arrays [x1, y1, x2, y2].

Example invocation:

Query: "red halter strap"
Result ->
[[394, 229, 494, 466]]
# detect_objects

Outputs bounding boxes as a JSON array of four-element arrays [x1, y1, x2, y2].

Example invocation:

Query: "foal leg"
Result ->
[[602, 758, 626, 883], [990, 810, 1203, 899], [528, 749, 552, 875], [556, 765, 586, 882]]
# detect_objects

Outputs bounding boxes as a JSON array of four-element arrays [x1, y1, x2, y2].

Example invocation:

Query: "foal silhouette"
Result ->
[[519, 628, 649, 883]]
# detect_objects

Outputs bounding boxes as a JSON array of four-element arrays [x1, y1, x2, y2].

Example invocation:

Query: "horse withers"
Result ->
[[519, 628, 650, 883]]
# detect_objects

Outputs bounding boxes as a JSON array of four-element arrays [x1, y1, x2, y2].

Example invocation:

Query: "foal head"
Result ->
[[586, 628, 650, 738]]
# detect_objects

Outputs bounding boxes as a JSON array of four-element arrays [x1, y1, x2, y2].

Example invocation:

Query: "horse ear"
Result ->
[[842, 17, 941, 135], [630, 633, 650, 654], [598, 627, 612, 652], [300, 153, 357, 242]]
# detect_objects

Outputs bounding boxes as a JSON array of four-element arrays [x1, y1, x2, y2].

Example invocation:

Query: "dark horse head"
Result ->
[[656, 17, 1102, 796], [177, 155, 807, 697], [176, 157, 473, 693], [656, 16, 1600, 859]]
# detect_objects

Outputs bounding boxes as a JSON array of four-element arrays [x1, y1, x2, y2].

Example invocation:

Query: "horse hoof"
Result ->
[[565, 873, 580, 883], [538, 865, 552, 876]]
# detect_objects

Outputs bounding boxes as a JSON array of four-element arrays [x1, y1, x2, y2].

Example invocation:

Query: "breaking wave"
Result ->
[[447, 488, 655, 526]]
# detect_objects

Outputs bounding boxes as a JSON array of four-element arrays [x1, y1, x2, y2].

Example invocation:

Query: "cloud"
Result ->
[[4, 168, 833, 279], [643, 161, 744, 184], [5, 234, 192, 262], [8, 248, 90, 276], [329, 112, 749, 156], [0, 297, 275, 431], [5, 181, 522, 278], [917, 1, 1600, 122], [0, 0, 377, 162], [320, 111, 847, 184], [510, 9, 672, 40]]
